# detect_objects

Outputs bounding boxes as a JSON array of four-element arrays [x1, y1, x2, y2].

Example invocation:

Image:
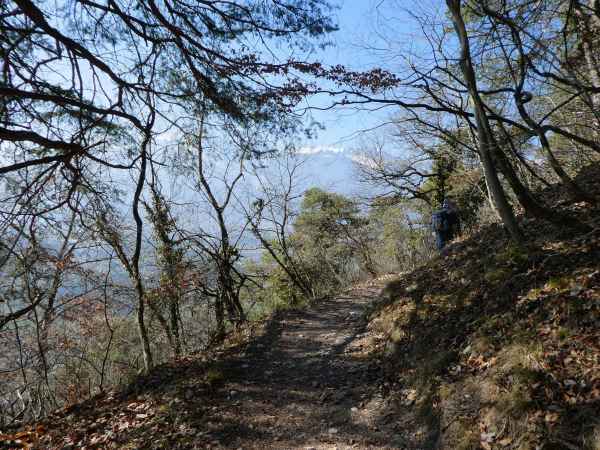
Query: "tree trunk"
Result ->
[[574, 0, 600, 123], [491, 139, 590, 230], [214, 296, 225, 342], [447, 0, 525, 243], [252, 225, 313, 298], [169, 300, 181, 358], [219, 263, 245, 328], [132, 143, 153, 373], [134, 277, 153, 373]]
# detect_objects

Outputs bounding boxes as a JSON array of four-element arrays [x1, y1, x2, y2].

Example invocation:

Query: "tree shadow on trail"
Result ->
[[189, 295, 411, 449]]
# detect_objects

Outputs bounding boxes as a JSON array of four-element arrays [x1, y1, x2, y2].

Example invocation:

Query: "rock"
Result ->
[[328, 427, 339, 434]]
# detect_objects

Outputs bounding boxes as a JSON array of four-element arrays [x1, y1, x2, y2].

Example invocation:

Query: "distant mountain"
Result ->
[[293, 146, 369, 197]]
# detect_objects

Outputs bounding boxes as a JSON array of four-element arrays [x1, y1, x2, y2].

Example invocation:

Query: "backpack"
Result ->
[[432, 210, 449, 232]]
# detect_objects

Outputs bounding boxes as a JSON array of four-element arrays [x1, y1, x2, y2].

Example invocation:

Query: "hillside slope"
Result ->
[[366, 164, 600, 449]]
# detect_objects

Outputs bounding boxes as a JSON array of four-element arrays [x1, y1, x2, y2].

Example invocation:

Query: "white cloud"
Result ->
[[294, 145, 346, 155]]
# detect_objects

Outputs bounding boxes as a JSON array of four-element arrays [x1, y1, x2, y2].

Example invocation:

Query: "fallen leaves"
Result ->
[[479, 421, 513, 449], [0, 425, 46, 449]]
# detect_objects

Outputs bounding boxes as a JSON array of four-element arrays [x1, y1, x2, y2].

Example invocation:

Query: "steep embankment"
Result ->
[[366, 164, 600, 449]]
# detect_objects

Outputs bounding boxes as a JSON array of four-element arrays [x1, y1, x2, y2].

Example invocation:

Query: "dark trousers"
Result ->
[[435, 231, 448, 250]]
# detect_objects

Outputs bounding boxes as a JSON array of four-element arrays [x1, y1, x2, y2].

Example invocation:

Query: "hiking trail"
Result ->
[[196, 281, 408, 449], [33, 277, 433, 450]]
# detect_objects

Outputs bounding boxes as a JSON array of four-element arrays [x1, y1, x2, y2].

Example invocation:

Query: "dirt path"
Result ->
[[199, 284, 408, 450], [32, 280, 425, 450]]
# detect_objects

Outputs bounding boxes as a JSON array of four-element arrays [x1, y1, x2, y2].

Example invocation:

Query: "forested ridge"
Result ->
[[1, 0, 599, 449]]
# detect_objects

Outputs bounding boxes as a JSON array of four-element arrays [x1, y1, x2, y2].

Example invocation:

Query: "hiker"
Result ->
[[431, 198, 461, 250]]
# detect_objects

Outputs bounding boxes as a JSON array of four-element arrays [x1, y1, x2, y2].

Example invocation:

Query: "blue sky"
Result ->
[[300, 0, 435, 151]]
